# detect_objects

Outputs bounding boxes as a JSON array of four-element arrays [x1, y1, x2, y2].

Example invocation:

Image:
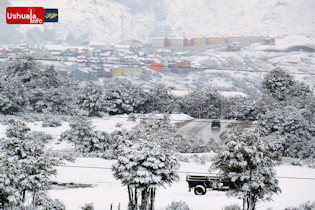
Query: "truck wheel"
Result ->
[[194, 185, 206, 195]]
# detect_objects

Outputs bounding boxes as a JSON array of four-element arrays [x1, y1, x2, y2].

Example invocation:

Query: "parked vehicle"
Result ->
[[186, 174, 232, 195], [211, 120, 221, 128], [235, 114, 245, 120]]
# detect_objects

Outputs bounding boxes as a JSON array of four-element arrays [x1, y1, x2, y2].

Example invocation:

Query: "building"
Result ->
[[225, 36, 242, 44], [112, 68, 122, 76], [152, 37, 168, 48], [150, 61, 163, 72], [264, 38, 276, 45], [207, 37, 225, 45]]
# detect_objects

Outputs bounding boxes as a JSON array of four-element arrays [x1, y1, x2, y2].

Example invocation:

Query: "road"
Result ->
[[177, 119, 252, 143]]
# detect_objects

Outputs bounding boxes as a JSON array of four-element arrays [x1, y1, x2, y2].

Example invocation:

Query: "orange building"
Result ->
[[150, 61, 163, 72]]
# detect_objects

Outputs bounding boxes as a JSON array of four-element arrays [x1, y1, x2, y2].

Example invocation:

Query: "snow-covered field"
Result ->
[[47, 157, 315, 210], [1, 114, 314, 209]]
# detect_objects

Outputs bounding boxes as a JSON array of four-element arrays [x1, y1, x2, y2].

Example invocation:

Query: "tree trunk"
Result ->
[[243, 197, 247, 210], [127, 185, 138, 210], [149, 188, 156, 210], [140, 189, 149, 210]]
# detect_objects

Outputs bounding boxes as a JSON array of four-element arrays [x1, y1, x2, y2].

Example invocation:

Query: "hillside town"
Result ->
[[0, 35, 275, 81]]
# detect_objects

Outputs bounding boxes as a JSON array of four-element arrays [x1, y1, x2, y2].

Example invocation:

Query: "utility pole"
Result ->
[[120, 14, 124, 41]]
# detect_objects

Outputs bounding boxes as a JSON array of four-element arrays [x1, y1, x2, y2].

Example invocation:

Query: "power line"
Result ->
[[7, 57, 315, 76], [57, 165, 315, 181]]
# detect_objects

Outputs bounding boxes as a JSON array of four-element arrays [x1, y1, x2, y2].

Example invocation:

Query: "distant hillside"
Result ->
[[1, 0, 314, 44]]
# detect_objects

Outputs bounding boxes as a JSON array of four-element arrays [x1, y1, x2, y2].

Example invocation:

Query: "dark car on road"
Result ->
[[235, 114, 245, 120], [211, 120, 221, 128]]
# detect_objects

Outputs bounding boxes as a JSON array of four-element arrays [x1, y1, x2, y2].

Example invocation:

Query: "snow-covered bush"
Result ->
[[127, 113, 137, 121], [81, 203, 94, 210], [285, 201, 315, 210], [42, 118, 62, 127], [166, 200, 191, 210], [118, 114, 181, 151], [27, 194, 65, 210], [175, 134, 220, 153], [31, 131, 53, 143], [60, 117, 112, 153], [222, 204, 241, 210]]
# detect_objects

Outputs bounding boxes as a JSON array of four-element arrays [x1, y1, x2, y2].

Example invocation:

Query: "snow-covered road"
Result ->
[[177, 119, 252, 143]]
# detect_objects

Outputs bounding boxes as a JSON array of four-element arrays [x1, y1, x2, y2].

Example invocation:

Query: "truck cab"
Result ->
[[186, 174, 232, 195]]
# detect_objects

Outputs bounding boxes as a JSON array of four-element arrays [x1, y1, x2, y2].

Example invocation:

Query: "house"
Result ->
[[87, 57, 100, 67], [150, 61, 163, 72], [62, 49, 76, 57], [0, 49, 7, 58], [122, 67, 143, 77], [264, 38, 276, 45], [112, 68, 122, 77], [114, 44, 133, 56], [71, 67, 97, 80], [76, 55, 87, 66], [175, 60, 191, 69]]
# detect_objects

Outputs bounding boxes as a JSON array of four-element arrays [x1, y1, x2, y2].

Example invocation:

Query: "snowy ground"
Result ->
[[1, 114, 314, 209], [47, 157, 315, 210]]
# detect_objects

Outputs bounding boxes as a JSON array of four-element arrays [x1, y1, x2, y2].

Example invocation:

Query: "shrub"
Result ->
[[285, 201, 315, 210], [42, 118, 62, 127], [166, 200, 191, 210], [81, 203, 94, 210], [222, 204, 241, 210]]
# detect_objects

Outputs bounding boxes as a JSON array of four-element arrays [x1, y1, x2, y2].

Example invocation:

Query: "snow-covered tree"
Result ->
[[0, 153, 23, 208], [120, 114, 181, 151], [0, 120, 59, 208], [1, 56, 79, 114], [182, 87, 222, 119], [0, 76, 28, 114], [146, 83, 180, 113], [112, 138, 179, 210], [211, 125, 282, 210], [260, 106, 314, 159], [104, 78, 149, 115], [76, 82, 106, 116], [60, 117, 112, 153], [262, 67, 295, 102]]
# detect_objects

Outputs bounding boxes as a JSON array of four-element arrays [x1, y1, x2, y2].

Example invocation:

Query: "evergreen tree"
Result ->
[[60, 117, 112, 153], [146, 83, 180, 113], [76, 82, 106, 116], [262, 67, 295, 101], [182, 87, 222, 119], [104, 78, 149, 115], [0, 76, 28, 114], [112, 138, 179, 210], [211, 125, 282, 210], [121, 114, 181, 151], [0, 120, 59, 208]]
